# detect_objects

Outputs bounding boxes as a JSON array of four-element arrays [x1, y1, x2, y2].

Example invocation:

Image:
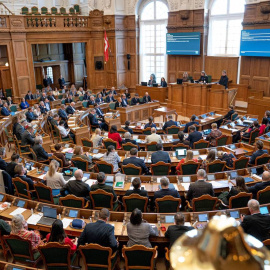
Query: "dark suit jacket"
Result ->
[[125, 188, 148, 197], [153, 189, 180, 201], [25, 111, 38, 122], [122, 98, 128, 107], [131, 97, 141, 105], [198, 75, 208, 83], [95, 107, 104, 117], [90, 183, 117, 201], [219, 75, 229, 89], [161, 81, 167, 87], [83, 94, 91, 100], [25, 94, 34, 100], [65, 98, 73, 104], [105, 96, 116, 103], [14, 124, 24, 140], [0, 158, 7, 171], [6, 162, 17, 178], [39, 106, 48, 114], [17, 175, 34, 190], [47, 95, 55, 101], [241, 213, 270, 242], [87, 100, 95, 106], [148, 79, 156, 86], [224, 109, 235, 120], [58, 109, 68, 120], [186, 180, 215, 202], [184, 121, 199, 133], [60, 180, 90, 198], [115, 101, 124, 109], [95, 97, 104, 104], [143, 95, 151, 103], [39, 96, 47, 102], [151, 150, 171, 164], [165, 225, 194, 248], [78, 220, 117, 251], [248, 180, 270, 198], [249, 149, 268, 165], [123, 157, 148, 174], [163, 120, 177, 131], [186, 131, 202, 148], [66, 106, 75, 115], [32, 144, 49, 161], [88, 113, 99, 126], [122, 138, 138, 147], [1, 107, 10, 116], [21, 130, 35, 146], [123, 127, 133, 134]]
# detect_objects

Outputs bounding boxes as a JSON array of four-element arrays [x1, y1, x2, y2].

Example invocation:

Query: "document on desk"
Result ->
[[62, 148, 74, 153], [62, 218, 73, 229], [211, 181, 227, 189], [181, 183, 190, 190], [10, 208, 26, 216], [85, 179, 97, 187], [27, 214, 43, 225], [93, 153, 104, 159]]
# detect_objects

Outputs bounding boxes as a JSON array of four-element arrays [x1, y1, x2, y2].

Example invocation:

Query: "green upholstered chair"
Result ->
[[123, 142, 138, 151], [109, 102, 116, 110], [178, 160, 200, 175], [171, 143, 189, 151], [90, 189, 120, 211], [151, 161, 171, 176], [155, 195, 181, 213], [31, 6, 40, 15], [166, 125, 180, 134], [228, 192, 252, 209], [10, 105, 17, 112], [55, 127, 73, 143], [79, 96, 84, 101], [59, 194, 87, 209], [41, 6, 48, 15], [58, 94, 63, 99], [216, 135, 228, 146], [38, 242, 77, 270], [79, 244, 119, 270], [82, 101, 88, 108], [146, 142, 157, 151], [207, 75, 212, 83], [255, 153, 270, 166], [5, 89, 12, 98], [103, 139, 117, 149], [0, 230, 9, 261], [60, 7, 67, 15], [12, 177, 33, 200], [21, 7, 29, 15], [122, 164, 142, 175], [4, 235, 41, 267], [34, 182, 59, 205], [71, 157, 89, 172], [193, 139, 209, 149], [95, 161, 114, 174], [242, 128, 259, 144], [36, 84, 42, 90], [61, 99, 66, 104], [81, 137, 93, 147], [74, 4, 80, 14], [228, 156, 249, 170], [122, 245, 157, 270], [142, 128, 152, 135], [69, 7, 75, 14], [4, 128, 14, 151], [188, 195, 219, 212], [257, 186, 270, 204], [123, 194, 148, 212], [206, 160, 226, 173]]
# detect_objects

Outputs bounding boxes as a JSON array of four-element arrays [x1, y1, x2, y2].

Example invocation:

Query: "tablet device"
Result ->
[[229, 210, 240, 219], [230, 171, 238, 179], [83, 173, 90, 179], [165, 216, 174, 223], [260, 206, 269, 214], [207, 174, 215, 181], [198, 213, 208, 222], [230, 144, 236, 150], [65, 153, 73, 160], [17, 200, 26, 208], [92, 149, 99, 154], [177, 149, 187, 156], [43, 166, 49, 172], [244, 177, 253, 183], [193, 151, 199, 156], [69, 210, 79, 218], [182, 176, 191, 183]]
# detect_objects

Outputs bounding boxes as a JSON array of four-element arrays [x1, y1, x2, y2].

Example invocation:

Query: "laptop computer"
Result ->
[[37, 206, 57, 226], [177, 79, 183, 85], [141, 82, 147, 86], [153, 83, 158, 87], [65, 153, 73, 160]]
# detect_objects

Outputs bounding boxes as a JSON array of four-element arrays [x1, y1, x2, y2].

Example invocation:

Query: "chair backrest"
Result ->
[[60, 7, 66, 14], [51, 7, 58, 14], [79, 243, 114, 269], [82, 101, 88, 108], [74, 4, 80, 13], [95, 160, 114, 174], [30, 148, 37, 162], [206, 160, 226, 173], [155, 195, 181, 213], [81, 137, 93, 147], [90, 189, 114, 210], [151, 161, 171, 176], [192, 195, 219, 212], [234, 156, 249, 170], [38, 242, 72, 270], [50, 155, 64, 168], [79, 96, 84, 101], [122, 164, 142, 175], [193, 139, 209, 149], [229, 192, 252, 209], [166, 125, 180, 134], [21, 7, 29, 15], [255, 153, 270, 166], [41, 6, 48, 14], [171, 143, 189, 151], [117, 128, 127, 134], [71, 157, 88, 172], [143, 128, 152, 135], [179, 161, 200, 175], [146, 142, 157, 151], [257, 186, 270, 204], [59, 194, 85, 208], [216, 135, 228, 146], [109, 102, 116, 110], [249, 128, 260, 144], [69, 7, 75, 14], [231, 112, 238, 121], [122, 245, 157, 270], [123, 194, 148, 212], [103, 139, 117, 150], [12, 177, 31, 199], [263, 239, 270, 250], [34, 182, 54, 204], [123, 142, 138, 151], [31, 6, 39, 14]]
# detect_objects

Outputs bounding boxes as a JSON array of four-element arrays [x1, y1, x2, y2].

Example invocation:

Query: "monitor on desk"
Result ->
[[69, 209, 79, 218], [182, 176, 191, 183], [230, 171, 238, 179], [260, 206, 269, 215], [153, 83, 158, 87], [207, 174, 215, 181], [141, 82, 147, 86], [230, 144, 236, 150], [165, 215, 174, 223], [198, 213, 208, 222], [16, 200, 26, 208], [177, 79, 183, 85], [229, 210, 240, 219]]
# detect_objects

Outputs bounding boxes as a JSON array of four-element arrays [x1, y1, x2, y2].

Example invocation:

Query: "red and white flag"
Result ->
[[104, 31, 109, 62]]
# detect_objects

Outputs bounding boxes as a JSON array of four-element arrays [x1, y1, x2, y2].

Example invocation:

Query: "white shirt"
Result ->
[[146, 133, 162, 144], [58, 125, 69, 137]]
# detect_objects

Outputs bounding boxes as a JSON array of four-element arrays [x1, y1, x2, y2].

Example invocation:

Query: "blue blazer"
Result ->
[[20, 102, 29, 110], [151, 150, 171, 164], [186, 131, 202, 148], [66, 106, 75, 115], [95, 97, 104, 104], [249, 149, 268, 165], [105, 96, 115, 103], [184, 121, 199, 133], [1, 107, 10, 116], [25, 111, 37, 122], [58, 109, 68, 120], [122, 157, 148, 174], [163, 120, 177, 131]]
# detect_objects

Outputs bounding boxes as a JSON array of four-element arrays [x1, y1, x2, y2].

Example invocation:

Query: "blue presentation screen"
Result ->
[[166, 32, 200, 55], [240, 29, 270, 57]]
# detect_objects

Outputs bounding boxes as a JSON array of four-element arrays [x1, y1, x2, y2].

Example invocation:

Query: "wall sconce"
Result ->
[[5, 62, 8, 67]]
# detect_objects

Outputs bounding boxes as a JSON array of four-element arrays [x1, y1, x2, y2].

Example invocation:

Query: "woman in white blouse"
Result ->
[[91, 128, 103, 148], [44, 160, 65, 190]]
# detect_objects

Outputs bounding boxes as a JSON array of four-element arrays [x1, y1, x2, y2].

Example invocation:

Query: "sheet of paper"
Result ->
[[211, 181, 226, 189], [27, 214, 43, 225], [10, 208, 26, 216], [173, 184, 178, 190], [38, 174, 46, 180], [85, 179, 97, 186], [93, 153, 104, 159], [181, 183, 190, 190], [62, 218, 73, 229], [62, 148, 74, 153]]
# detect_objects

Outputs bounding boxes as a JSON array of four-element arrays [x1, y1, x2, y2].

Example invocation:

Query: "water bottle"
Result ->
[[89, 217, 92, 223], [58, 213, 61, 220], [31, 208, 33, 215]]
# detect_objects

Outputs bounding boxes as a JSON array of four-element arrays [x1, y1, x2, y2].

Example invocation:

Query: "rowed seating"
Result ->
[[206, 160, 226, 173], [59, 194, 88, 209], [95, 160, 114, 174], [226, 156, 249, 170], [155, 196, 181, 213], [123, 194, 148, 212], [90, 190, 120, 211], [34, 182, 59, 205], [12, 177, 35, 200], [122, 164, 142, 175], [257, 186, 270, 204], [187, 195, 220, 212], [222, 192, 252, 209]]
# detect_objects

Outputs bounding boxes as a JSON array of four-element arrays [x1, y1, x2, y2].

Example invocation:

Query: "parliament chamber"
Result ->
[[0, 0, 269, 269]]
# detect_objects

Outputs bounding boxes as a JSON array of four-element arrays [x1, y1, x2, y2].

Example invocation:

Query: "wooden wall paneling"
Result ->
[[1, 69, 12, 91]]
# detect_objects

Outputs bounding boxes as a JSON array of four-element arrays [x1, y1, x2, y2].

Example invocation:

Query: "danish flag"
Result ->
[[104, 31, 110, 62]]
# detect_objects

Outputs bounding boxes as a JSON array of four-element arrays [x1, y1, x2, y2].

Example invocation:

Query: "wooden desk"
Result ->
[[247, 96, 270, 120], [152, 107, 178, 122], [136, 85, 168, 102], [104, 115, 121, 130]]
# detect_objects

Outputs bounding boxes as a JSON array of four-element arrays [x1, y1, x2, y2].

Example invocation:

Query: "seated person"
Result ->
[[53, 143, 71, 167], [20, 98, 29, 110], [165, 213, 194, 248], [125, 89, 131, 99], [249, 140, 268, 165], [206, 123, 222, 147], [259, 117, 268, 135], [143, 92, 151, 103], [101, 88, 107, 97], [144, 116, 156, 129], [241, 121, 260, 141], [218, 70, 229, 89], [66, 102, 76, 115], [60, 169, 90, 199], [44, 160, 65, 190], [160, 77, 167, 87], [122, 132, 138, 148], [1, 102, 10, 116], [58, 120, 75, 143], [108, 125, 122, 149], [182, 72, 189, 82], [198, 71, 208, 83], [90, 172, 117, 201], [25, 90, 34, 100], [121, 94, 128, 107], [7, 96, 13, 107], [39, 101, 49, 114], [115, 97, 124, 109], [123, 148, 149, 175], [95, 93, 104, 104], [217, 151, 235, 168], [91, 128, 103, 148], [32, 136, 50, 161], [148, 75, 156, 86], [25, 107, 38, 123], [88, 108, 107, 130], [146, 127, 162, 144], [47, 91, 55, 101], [11, 214, 42, 250], [51, 114, 59, 128], [105, 92, 115, 103], [153, 177, 180, 201], [7, 153, 20, 178], [163, 115, 178, 131], [248, 171, 270, 198], [33, 104, 41, 117], [131, 93, 141, 105], [103, 145, 121, 173], [14, 164, 35, 190], [58, 104, 68, 121], [83, 91, 91, 101], [93, 103, 104, 118], [0, 147, 6, 171], [127, 208, 158, 248], [151, 143, 171, 164], [65, 94, 73, 104], [44, 98, 51, 111], [201, 149, 216, 170], [73, 146, 93, 167], [184, 115, 199, 133], [218, 105, 235, 126], [87, 95, 96, 106], [21, 125, 35, 147], [176, 150, 198, 175], [173, 131, 189, 146], [124, 177, 148, 197], [0, 218, 11, 235], [186, 125, 202, 148], [46, 220, 77, 254], [123, 121, 133, 134]]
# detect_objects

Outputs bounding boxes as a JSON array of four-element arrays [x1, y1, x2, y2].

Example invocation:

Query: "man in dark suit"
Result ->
[[15, 119, 26, 141], [241, 199, 270, 242], [106, 93, 116, 103], [25, 108, 38, 123], [217, 105, 235, 127], [186, 125, 202, 148], [153, 177, 180, 201], [248, 171, 270, 198], [151, 144, 171, 164], [21, 125, 35, 147], [95, 93, 104, 104], [88, 108, 107, 130], [32, 136, 50, 161], [0, 147, 7, 170], [58, 75, 65, 89], [1, 102, 10, 116], [165, 213, 194, 248], [131, 93, 141, 105], [124, 177, 148, 197], [47, 92, 55, 101], [115, 97, 124, 109], [66, 102, 76, 115], [14, 164, 35, 190], [39, 92, 47, 102], [143, 92, 151, 103], [184, 115, 199, 133], [122, 148, 149, 175], [83, 91, 91, 101], [25, 91, 34, 100], [249, 140, 268, 165], [87, 96, 95, 107], [39, 101, 49, 114], [43, 75, 52, 88], [163, 115, 178, 131], [198, 71, 208, 83], [148, 75, 156, 86], [58, 104, 68, 121], [94, 103, 104, 118], [77, 208, 118, 251], [65, 94, 73, 104], [90, 172, 117, 201], [218, 70, 229, 89], [122, 132, 139, 149], [186, 169, 215, 202], [121, 94, 128, 107]]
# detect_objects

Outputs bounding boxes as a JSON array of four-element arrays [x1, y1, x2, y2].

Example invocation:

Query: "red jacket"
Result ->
[[108, 132, 122, 149]]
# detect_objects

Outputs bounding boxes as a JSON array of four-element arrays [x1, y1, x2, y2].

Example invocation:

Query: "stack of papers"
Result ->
[[181, 183, 190, 190], [27, 214, 43, 225], [62, 148, 74, 153], [93, 153, 104, 159], [10, 208, 26, 216], [85, 179, 97, 186], [62, 218, 73, 229]]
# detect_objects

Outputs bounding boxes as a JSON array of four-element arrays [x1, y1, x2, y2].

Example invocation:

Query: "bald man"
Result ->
[[66, 102, 76, 115], [248, 171, 270, 198], [60, 169, 90, 199], [145, 127, 162, 144]]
